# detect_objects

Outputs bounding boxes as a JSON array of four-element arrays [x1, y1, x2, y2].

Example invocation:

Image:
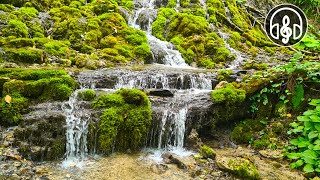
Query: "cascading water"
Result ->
[[218, 32, 247, 69], [61, 0, 217, 165], [62, 75, 96, 167], [129, 0, 190, 67]]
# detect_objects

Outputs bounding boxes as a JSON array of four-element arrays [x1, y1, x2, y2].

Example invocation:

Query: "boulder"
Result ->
[[216, 156, 260, 180]]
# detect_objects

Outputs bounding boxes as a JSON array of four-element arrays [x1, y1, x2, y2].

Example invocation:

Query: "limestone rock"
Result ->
[[186, 129, 203, 150], [216, 156, 260, 180], [161, 152, 188, 170]]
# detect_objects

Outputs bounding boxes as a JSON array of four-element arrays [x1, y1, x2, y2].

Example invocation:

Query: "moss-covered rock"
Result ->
[[216, 156, 260, 180], [93, 88, 152, 153], [78, 89, 96, 101], [200, 145, 216, 159], [211, 84, 246, 104], [0, 68, 76, 126]]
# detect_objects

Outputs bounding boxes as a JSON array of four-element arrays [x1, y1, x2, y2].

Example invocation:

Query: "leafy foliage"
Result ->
[[287, 99, 320, 175]]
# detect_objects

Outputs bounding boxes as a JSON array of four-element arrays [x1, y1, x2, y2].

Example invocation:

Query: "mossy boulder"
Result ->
[[0, 68, 76, 126], [211, 84, 246, 104], [200, 145, 216, 159], [93, 88, 152, 153], [78, 89, 96, 101], [216, 156, 260, 180]]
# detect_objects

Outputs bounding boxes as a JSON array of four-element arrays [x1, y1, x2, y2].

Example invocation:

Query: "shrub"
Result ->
[[217, 69, 232, 81], [286, 99, 320, 175]]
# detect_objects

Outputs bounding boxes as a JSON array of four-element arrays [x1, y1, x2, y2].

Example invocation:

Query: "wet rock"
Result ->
[[136, 9, 158, 31], [149, 89, 174, 97], [154, 0, 168, 8], [216, 156, 260, 180], [150, 163, 168, 174], [118, 7, 130, 22], [161, 152, 188, 170], [259, 149, 283, 160], [186, 129, 203, 149], [214, 81, 228, 90]]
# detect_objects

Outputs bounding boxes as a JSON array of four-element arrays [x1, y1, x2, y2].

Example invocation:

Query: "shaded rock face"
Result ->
[[154, 0, 169, 8], [13, 102, 66, 161]]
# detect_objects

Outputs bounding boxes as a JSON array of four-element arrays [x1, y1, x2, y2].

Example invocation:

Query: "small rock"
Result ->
[[66, 174, 71, 178]]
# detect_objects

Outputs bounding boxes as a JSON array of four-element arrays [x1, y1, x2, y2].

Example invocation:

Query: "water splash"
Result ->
[[218, 32, 246, 69], [129, 0, 190, 67]]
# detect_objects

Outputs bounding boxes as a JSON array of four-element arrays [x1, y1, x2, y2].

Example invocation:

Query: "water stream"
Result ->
[[129, 0, 190, 67], [62, 0, 216, 166]]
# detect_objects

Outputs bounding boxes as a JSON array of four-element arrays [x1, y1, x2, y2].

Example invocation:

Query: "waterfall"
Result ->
[[218, 32, 246, 69], [129, 0, 190, 67]]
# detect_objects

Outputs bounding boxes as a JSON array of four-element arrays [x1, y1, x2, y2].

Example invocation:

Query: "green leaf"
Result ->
[[290, 138, 300, 146], [310, 115, 320, 122], [301, 149, 318, 159], [303, 110, 315, 116], [298, 116, 310, 122], [298, 140, 311, 148], [313, 144, 320, 150], [303, 164, 314, 173], [295, 159, 304, 167], [287, 153, 301, 159], [308, 131, 318, 139], [304, 121, 313, 131], [309, 99, 320, 106], [315, 123, 320, 131]]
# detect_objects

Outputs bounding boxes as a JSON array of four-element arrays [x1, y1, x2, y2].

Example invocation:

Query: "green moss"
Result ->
[[217, 69, 232, 81], [243, 61, 268, 70], [1, 19, 29, 38], [167, 0, 177, 8], [227, 158, 260, 180], [8, 38, 35, 48], [78, 90, 96, 101], [134, 43, 151, 61], [93, 89, 152, 153], [44, 40, 70, 57], [13, 7, 38, 21], [0, 4, 15, 12], [180, 0, 190, 7], [213, 47, 231, 63], [0, 69, 76, 101], [200, 145, 216, 159], [211, 84, 246, 104], [198, 58, 216, 69], [168, 13, 208, 39], [4, 47, 45, 64], [0, 94, 29, 126]]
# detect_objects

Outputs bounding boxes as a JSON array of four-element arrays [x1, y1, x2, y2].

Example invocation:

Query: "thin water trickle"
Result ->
[[129, 0, 190, 67], [218, 32, 247, 70]]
